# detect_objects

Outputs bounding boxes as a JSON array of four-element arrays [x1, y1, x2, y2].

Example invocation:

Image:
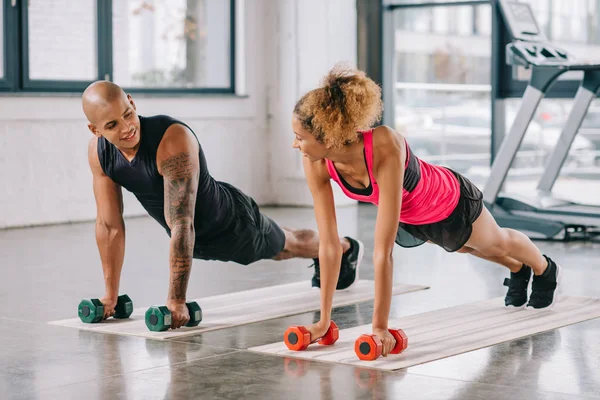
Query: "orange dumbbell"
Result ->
[[354, 328, 408, 361], [283, 321, 339, 351]]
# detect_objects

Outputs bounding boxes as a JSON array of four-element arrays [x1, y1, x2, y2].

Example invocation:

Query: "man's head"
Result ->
[[82, 81, 141, 149]]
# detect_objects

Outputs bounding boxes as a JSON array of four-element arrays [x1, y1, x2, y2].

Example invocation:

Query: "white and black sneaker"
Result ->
[[503, 264, 532, 308], [310, 237, 364, 291], [526, 255, 561, 310]]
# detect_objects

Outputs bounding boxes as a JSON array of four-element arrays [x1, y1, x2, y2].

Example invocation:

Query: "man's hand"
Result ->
[[100, 295, 118, 319], [372, 327, 396, 357], [166, 299, 190, 329]]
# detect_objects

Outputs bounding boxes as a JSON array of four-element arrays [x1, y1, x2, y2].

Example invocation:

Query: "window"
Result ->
[[475, 4, 491, 36], [0, 0, 235, 93], [392, 3, 492, 184], [113, 0, 231, 89], [26, 0, 97, 81]]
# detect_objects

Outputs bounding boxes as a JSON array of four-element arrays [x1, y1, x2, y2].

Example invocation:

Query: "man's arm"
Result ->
[[88, 137, 125, 317], [156, 124, 200, 327]]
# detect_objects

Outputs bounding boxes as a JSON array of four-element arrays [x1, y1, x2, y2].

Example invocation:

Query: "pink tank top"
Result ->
[[325, 130, 460, 225]]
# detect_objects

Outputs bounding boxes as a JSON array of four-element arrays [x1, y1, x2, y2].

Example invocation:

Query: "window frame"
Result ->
[[1, 0, 236, 94], [0, 0, 18, 91]]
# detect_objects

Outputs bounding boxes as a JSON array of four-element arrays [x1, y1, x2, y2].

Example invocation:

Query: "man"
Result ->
[[81, 81, 363, 329]]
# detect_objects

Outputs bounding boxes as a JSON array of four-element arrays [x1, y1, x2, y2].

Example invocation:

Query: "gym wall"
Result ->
[[0, 0, 357, 229]]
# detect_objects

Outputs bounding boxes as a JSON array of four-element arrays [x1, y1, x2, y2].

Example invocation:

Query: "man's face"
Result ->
[[88, 94, 141, 149]]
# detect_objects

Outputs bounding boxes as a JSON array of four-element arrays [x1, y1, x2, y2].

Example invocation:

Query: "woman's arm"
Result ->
[[371, 126, 406, 353], [303, 157, 343, 337]]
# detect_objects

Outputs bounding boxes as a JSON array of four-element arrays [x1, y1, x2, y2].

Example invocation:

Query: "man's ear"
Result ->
[[87, 123, 101, 138], [127, 93, 136, 111]]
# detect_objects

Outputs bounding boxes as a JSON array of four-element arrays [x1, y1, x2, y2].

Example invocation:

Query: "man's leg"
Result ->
[[271, 227, 350, 261], [272, 227, 363, 291]]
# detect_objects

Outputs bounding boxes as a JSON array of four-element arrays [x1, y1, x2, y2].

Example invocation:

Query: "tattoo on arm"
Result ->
[[161, 152, 198, 300]]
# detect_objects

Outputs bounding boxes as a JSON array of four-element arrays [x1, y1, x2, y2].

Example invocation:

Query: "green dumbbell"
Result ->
[[113, 294, 134, 319], [145, 301, 202, 332], [78, 294, 134, 323]]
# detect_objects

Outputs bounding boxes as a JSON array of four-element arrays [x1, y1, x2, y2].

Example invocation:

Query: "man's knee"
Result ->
[[272, 249, 293, 261], [456, 246, 475, 254]]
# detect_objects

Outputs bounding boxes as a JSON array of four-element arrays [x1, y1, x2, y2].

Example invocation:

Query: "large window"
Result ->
[[392, 3, 493, 186], [1, 0, 235, 93], [528, 0, 600, 45], [495, 1, 600, 204], [391, 0, 600, 195]]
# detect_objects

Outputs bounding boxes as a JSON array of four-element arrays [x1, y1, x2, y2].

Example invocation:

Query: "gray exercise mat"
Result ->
[[48, 280, 429, 340], [249, 296, 600, 371]]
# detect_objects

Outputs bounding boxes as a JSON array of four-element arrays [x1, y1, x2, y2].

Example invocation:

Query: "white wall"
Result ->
[[265, 0, 358, 206], [0, 0, 358, 229]]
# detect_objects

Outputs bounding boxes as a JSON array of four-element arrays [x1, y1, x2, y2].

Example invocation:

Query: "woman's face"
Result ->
[[291, 114, 329, 162]]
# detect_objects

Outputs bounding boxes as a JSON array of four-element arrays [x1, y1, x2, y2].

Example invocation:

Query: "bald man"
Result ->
[[82, 81, 364, 329]]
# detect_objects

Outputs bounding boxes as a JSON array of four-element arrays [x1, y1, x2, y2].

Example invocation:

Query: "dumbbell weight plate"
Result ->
[[113, 294, 134, 319], [78, 299, 104, 324], [185, 302, 202, 327], [145, 306, 172, 332]]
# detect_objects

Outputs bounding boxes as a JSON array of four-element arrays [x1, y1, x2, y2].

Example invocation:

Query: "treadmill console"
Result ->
[[499, 0, 546, 42], [498, 0, 573, 67], [507, 42, 572, 67]]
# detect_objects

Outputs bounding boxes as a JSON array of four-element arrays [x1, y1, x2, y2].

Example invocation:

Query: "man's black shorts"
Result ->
[[192, 183, 286, 265]]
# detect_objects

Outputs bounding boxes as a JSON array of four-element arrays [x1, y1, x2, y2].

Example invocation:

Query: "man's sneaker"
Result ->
[[503, 264, 532, 308], [337, 237, 364, 290], [310, 258, 321, 289], [310, 237, 364, 290], [526, 255, 561, 311]]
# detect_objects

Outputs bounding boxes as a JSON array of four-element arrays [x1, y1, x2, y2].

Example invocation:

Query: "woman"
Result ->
[[291, 65, 561, 357]]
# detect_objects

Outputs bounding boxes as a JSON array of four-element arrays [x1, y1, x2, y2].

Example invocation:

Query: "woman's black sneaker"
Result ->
[[504, 264, 532, 308], [526, 255, 561, 310]]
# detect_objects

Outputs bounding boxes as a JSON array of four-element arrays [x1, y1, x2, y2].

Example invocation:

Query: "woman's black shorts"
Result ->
[[395, 168, 484, 252]]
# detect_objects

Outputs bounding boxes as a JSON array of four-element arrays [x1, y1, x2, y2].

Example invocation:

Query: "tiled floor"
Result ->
[[1, 204, 599, 399]]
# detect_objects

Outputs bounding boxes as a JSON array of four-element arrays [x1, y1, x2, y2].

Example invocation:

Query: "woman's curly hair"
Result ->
[[293, 64, 383, 148]]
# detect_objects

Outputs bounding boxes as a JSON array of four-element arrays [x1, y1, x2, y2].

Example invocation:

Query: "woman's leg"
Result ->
[[461, 206, 561, 309], [456, 245, 524, 273], [462, 207, 548, 275]]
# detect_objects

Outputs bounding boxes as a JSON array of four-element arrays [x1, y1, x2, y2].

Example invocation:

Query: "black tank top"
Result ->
[[97, 115, 236, 238]]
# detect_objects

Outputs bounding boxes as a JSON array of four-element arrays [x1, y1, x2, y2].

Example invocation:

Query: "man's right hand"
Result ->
[[166, 299, 191, 329], [100, 295, 118, 319]]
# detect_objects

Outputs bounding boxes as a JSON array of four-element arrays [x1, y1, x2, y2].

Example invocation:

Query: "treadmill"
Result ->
[[484, 0, 600, 241]]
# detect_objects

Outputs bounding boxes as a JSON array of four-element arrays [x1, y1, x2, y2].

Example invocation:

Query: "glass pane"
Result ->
[[499, 1, 600, 202], [0, 0, 4, 79], [113, 0, 231, 89], [527, 0, 600, 52], [503, 98, 600, 206], [27, 0, 97, 81], [393, 4, 492, 186]]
